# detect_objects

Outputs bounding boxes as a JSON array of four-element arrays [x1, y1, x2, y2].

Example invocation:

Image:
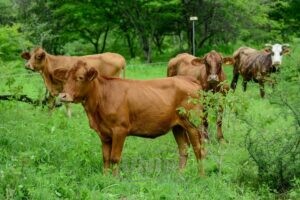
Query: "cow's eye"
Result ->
[[77, 76, 84, 81]]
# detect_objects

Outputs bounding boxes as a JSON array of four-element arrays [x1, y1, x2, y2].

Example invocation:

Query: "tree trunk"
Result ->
[[125, 33, 136, 58], [93, 42, 99, 54], [153, 34, 164, 54], [141, 35, 151, 63], [100, 26, 109, 53]]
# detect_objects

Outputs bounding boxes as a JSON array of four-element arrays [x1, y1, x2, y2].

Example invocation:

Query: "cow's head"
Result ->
[[264, 43, 290, 66], [54, 60, 98, 103], [191, 50, 234, 85], [21, 47, 46, 71]]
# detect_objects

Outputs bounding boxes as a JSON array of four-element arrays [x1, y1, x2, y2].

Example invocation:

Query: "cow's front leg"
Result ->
[[64, 103, 72, 118], [101, 139, 112, 174], [259, 81, 265, 98], [230, 72, 239, 90], [110, 127, 127, 176], [242, 80, 248, 92], [202, 108, 209, 140], [47, 95, 56, 110]]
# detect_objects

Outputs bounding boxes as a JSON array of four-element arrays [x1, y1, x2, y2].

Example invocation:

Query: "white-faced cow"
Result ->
[[54, 60, 206, 176], [21, 47, 126, 116], [230, 43, 290, 97]]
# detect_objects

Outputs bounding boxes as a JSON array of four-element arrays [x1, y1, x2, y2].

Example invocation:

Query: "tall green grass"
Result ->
[[0, 44, 299, 199]]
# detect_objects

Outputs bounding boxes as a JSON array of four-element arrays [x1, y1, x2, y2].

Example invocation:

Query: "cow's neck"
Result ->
[[38, 54, 51, 75], [82, 77, 104, 114], [39, 57, 61, 94], [200, 67, 209, 90]]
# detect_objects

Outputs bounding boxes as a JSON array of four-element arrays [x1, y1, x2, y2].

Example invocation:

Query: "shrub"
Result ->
[[243, 57, 300, 192], [0, 24, 32, 61]]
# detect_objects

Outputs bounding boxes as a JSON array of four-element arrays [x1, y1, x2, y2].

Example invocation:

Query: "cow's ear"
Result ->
[[53, 68, 68, 82], [282, 47, 290, 55], [35, 51, 46, 61], [191, 58, 205, 66], [222, 57, 235, 65], [86, 67, 98, 81], [264, 48, 271, 53], [21, 52, 31, 60]]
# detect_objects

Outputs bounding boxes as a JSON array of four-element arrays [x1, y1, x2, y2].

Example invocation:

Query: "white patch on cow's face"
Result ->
[[271, 44, 283, 66]]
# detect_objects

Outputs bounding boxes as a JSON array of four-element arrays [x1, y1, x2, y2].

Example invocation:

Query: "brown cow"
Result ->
[[21, 47, 126, 116], [230, 44, 290, 98], [167, 51, 234, 141], [54, 61, 205, 176]]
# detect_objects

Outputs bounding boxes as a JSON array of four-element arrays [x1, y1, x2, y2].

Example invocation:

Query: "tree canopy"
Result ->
[[0, 0, 298, 61]]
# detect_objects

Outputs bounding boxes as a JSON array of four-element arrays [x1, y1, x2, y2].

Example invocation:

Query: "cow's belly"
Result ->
[[128, 114, 177, 138]]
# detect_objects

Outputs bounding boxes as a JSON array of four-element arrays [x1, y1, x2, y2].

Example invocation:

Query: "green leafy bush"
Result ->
[[242, 56, 300, 192], [0, 24, 32, 61]]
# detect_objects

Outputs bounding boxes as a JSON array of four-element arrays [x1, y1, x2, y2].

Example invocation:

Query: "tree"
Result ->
[[113, 0, 182, 62], [0, 0, 16, 25], [50, 0, 112, 53], [0, 24, 32, 61], [181, 0, 278, 53], [14, 0, 60, 53], [269, 0, 300, 40]]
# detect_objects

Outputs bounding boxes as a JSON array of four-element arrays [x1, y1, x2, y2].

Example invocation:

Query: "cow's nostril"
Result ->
[[208, 75, 219, 83], [59, 93, 67, 99]]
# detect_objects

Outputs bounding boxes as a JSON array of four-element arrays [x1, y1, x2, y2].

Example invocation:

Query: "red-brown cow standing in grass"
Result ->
[[21, 47, 126, 117], [54, 60, 205, 176], [167, 51, 234, 141]]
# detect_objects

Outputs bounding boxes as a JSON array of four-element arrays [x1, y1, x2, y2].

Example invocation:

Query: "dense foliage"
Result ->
[[0, 0, 299, 199], [0, 0, 299, 61]]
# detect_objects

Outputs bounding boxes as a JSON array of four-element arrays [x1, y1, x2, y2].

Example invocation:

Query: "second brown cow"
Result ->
[[21, 47, 126, 116], [167, 51, 234, 141]]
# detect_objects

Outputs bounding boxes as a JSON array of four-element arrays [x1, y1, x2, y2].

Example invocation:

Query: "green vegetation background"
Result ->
[[0, 0, 299, 199]]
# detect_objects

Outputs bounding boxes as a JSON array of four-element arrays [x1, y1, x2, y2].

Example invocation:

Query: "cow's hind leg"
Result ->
[[182, 120, 205, 176], [172, 125, 189, 171]]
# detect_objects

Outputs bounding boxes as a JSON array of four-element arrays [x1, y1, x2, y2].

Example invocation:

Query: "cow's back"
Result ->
[[167, 53, 196, 77], [90, 76, 201, 136], [101, 76, 200, 114], [167, 53, 207, 89], [81, 53, 125, 77], [47, 53, 125, 77], [232, 47, 258, 74], [241, 51, 272, 79]]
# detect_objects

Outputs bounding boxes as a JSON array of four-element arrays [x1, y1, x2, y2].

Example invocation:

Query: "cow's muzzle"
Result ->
[[272, 61, 281, 66], [207, 74, 219, 84], [24, 63, 35, 71], [59, 93, 73, 102], [25, 66, 35, 72]]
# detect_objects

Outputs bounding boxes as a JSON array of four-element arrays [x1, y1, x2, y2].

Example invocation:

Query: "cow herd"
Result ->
[[20, 43, 289, 176]]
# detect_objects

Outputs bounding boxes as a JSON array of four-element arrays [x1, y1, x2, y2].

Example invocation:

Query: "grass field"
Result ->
[[0, 49, 299, 199]]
